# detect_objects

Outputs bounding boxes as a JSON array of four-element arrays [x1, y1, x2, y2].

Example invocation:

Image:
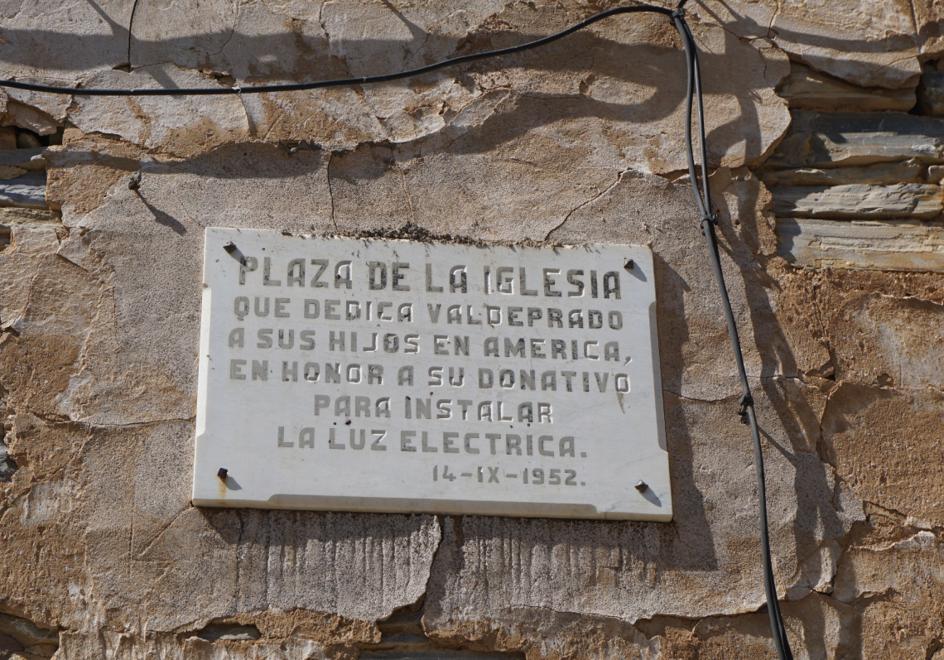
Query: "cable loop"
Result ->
[[738, 393, 754, 422]]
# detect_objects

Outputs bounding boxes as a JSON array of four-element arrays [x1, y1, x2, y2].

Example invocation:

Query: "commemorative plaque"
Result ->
[[192, 228, 671, 520]]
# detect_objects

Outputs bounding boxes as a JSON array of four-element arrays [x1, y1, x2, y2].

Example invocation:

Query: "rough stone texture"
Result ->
[[778, 64, 916, 112], [0, 171, 46, 208], [0, 2, 942, 659], [0, 611, 59, 658], [768, 111, 944, 168], [58, 2, 792, 171], [762, 159, 925, 187], [0, 88, 70, 137], [918, 66, 944, 116], [0, 147, 46, 178], [777, 218, 944, 272], [823, 386, 944, 526], [914, 1, 944, 59], [772, 183, 943, 220], [696, 0, 921, 89], [833, 511, 944, 659]]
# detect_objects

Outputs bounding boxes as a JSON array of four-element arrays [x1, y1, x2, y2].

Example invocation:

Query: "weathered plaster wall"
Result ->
[[0, 1, 942, 658]]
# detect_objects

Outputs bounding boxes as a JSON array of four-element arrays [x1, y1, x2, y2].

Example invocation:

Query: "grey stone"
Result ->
[[777, 217, 944, 272], [778, 64, 915, 112], [918, 68, 944, 116], [0, 172, 45, 208], [424, 383, 861, 626], [59, 9, 791, 172], [762, 159, 925, 186], [768, 112, 944, 168], [772, 183, 943, 219], [0, 148, 46, 174], [2, 98, 66, 136], [0, 1, 131, 79], [0, 441, 15, 481]]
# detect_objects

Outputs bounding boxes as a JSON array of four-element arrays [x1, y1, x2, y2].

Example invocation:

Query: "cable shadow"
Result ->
[[712, 163, 861, 657], [702, 0, 921, 53], [17, 1, 875, 644], [24, 5, 799, 187], [1, 0, 931, 80]]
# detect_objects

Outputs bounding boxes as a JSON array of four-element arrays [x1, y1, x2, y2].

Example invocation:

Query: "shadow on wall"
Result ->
[[4, 0, 934, 165], [714, 175, 862, 656], [4, 0, 932, 77], [9, 1, 784, 165], [9, 1, 898, 655]]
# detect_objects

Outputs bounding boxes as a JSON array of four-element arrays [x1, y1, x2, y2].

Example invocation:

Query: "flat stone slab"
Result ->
[[772, 183, 943, 220], [192, 228, 671, 520], [768, 112, 944, 168], [0, 172, 45, 208], [777, 217, 944, 272]]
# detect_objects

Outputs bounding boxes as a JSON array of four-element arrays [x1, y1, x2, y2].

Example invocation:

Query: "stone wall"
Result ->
[[0, 2, 942, 658]]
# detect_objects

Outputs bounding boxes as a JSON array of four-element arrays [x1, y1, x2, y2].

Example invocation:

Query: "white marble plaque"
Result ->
[[192, 228, 671, 520]]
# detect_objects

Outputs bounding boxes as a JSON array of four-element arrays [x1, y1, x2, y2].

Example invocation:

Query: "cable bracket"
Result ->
[[699, 212, 718, 236], [737, 393, 753, 423]]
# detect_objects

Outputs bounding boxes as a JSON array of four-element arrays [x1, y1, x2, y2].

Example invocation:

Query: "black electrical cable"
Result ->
[[0, 5, 671, 96], [672, 12, 793, 660], [0, 5, 793, 656]]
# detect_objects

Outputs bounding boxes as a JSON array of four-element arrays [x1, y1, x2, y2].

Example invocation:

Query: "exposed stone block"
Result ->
[[918, 67, 944, 116], [695, 0, 921, 89], [822, 385, 944, 527], [777, 218, 944, 272], [781, 270, 944, 390], [0, 148, 45, 180], [0, 172, 45, 208], [834, 529, 944, 658], [768, 112, 944, 168], [762, 159, 924, 186], [772, 183, 942, 219], [778, 64, 915, 112], [914, 1, 944, 58], [0, 612, 58, 658]]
